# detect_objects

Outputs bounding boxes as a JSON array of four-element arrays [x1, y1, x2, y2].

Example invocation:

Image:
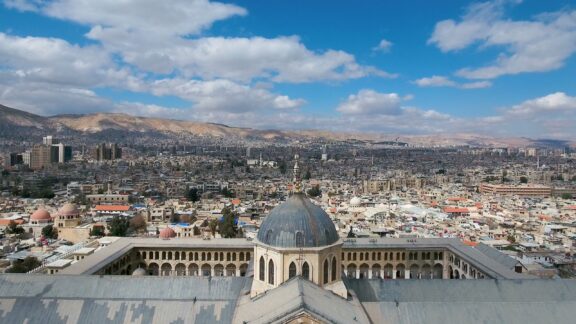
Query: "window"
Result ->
[[268, 259, 275, 285], [259, 257, 265, 281], [289, 262, 296, 278], [295, 231, 304, 247], [302, 262, 310, 280], [331, 257, 337, 281], [323, 259, 329, 284], [265, 229, 274, 243]]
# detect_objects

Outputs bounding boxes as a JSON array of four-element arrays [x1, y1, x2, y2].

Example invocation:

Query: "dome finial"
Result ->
[[293, 154, 301, 193]]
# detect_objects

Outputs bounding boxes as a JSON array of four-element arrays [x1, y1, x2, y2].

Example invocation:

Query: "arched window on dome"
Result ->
[[331, 256, 337, 281], [265, 229, 273, 243], [323, 259, 329, 284], [259, 257, 265, 281], [268, 259, 275, 285], [289, 262, 296, 279], [295, 231, 304, 247], [302, 262, 310, 280]]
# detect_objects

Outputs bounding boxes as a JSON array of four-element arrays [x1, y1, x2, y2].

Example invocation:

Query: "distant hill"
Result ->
[[0, 103, 573, 148]]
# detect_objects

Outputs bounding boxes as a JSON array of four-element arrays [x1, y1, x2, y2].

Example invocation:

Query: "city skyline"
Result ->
[[1, 0, 576, 138]]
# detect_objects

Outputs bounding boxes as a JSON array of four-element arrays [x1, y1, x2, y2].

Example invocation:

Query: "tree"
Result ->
[[278, 161, 287, 174], [220, 187, 235, 198], [208, 219, 218, 237], [108, 216, 130, 237], [129, 214, 147, 233], [561, 193, 573, 200], [193, 225, 201, 236], [520, 176, 528, 184], [187, 188, 200, 202], [41, 225, 58, 239], [6, 256, 41, 273], [306, 184, 321, 198], [303, 170, 311, 180], [219, 207, 238, 238], [90, 225, 105, 237], [6, 220, 24, 235]]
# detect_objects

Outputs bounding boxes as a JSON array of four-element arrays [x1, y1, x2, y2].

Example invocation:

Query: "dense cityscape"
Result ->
[[2, 0, 576, 323]]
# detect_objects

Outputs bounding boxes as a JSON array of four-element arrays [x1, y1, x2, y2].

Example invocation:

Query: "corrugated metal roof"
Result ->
[[474, 242, 520, 270], [346, 279, 576, 324], [0, 275, 249, 324], [234, 277, 370, 324]]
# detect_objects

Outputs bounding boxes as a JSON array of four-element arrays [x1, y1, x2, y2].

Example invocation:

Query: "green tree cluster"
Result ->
[[41, 224, 58, 239], [108, 216, 130, 236], [6, 220, 24, 236], [187, 188, 200, 202], [219, 207, 238, 238], [6, 256, 41, 273], [90, 226, 105, 237], [306, 185, 321, 198]]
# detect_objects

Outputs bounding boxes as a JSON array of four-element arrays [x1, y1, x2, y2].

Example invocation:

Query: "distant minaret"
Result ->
[[537, 156, 540, 169], [293, 154, 302, 193]]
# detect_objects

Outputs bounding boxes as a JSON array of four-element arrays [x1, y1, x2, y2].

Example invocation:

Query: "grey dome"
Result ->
[[132, 268, 147, 276], [257, 193, 339, 248]]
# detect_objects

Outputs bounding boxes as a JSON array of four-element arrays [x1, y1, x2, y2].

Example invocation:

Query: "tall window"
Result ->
[[289, 262, 297, 278], [331, 257, 337, 281], [295, 231, 304, 247], [259, 256, 265, 281], [323, 259, 329, 284], [268, 259, 275, 285], [302, 262, 310, 280]]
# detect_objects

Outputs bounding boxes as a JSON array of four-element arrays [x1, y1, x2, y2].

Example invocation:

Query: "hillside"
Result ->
[[0, 104, 573, 147]]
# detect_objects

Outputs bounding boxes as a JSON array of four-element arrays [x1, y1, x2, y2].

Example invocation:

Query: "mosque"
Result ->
[[1, 161, 576, 323]]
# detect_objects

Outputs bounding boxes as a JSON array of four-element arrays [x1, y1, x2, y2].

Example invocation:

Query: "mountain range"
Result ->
[[0, 104, 573, 148]]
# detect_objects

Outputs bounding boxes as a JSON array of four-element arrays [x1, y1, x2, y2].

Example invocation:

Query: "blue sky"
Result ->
[[0, 0, 575, 138]]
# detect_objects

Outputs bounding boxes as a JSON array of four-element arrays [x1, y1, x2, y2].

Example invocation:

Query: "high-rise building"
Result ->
[[29, 145, 52, 170], [94, 143, 122, 161]]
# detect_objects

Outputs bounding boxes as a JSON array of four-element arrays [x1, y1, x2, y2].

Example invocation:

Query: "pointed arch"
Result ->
[[331, 256, 337, 281], [268, 259, 275, 285], [302, 262, 310, 280], [289, 262, 297, 279], [323, 259, 329, 284], [259, 256, 265, 281]]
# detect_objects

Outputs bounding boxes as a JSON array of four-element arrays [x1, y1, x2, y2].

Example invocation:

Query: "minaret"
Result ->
[[293, 154, 302, 194]]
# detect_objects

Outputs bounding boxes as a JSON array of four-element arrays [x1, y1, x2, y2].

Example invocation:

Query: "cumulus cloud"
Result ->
[[337, 90, 404, 115], [506, 92, 576, 116], [99, 35, 392, 83], [150, 79, 305, 113], [7, 0, 246, 36], [7, 0, 393, 83], [414, 75, 491, 89], [429, 1, 576, 79]]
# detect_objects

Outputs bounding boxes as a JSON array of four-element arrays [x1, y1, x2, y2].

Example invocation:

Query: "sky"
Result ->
[[0, 0, 575, 139]]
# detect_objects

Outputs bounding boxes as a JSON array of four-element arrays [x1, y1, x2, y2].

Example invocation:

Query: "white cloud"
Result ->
[[373, 39, 393, 52], [150, 79, 305, 113], [414, 75, 491, 89], [414, 76, 457, 87], [7, 0, 247, 36], [8, 0, 393, 83], [337, 90, 404, 115], [429, 1, 576, 79], [507, 92, 576, 116], [87, 34, 394, 83]]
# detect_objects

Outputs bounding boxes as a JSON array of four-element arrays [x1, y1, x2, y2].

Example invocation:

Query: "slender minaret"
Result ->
[[293, 154, 302, 194]]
